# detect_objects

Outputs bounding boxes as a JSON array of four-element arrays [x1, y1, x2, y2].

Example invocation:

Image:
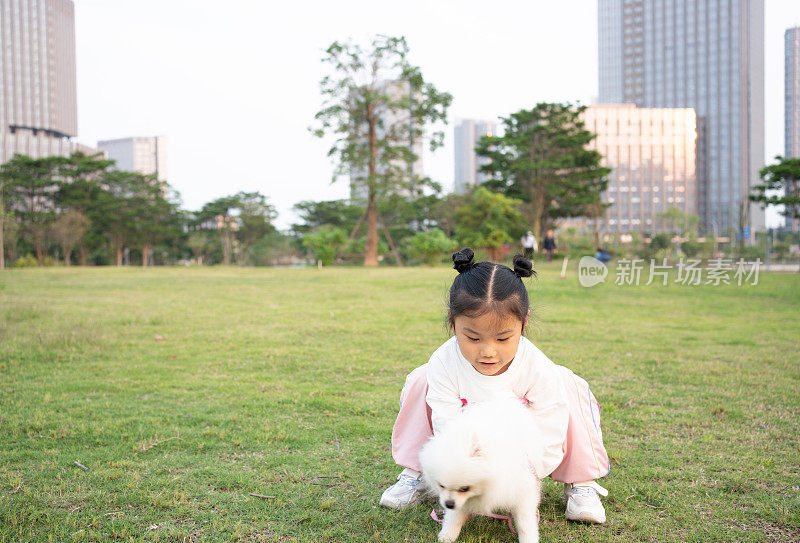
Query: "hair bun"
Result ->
[[512, 254, 535, 278], [452, 248, 475, 274]]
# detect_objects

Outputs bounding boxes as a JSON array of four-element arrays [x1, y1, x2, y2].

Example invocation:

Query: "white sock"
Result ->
[[401, 468, 421, 478]]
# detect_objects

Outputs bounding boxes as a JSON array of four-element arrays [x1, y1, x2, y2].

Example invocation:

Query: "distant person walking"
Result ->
[[543, 230, 557, 262], [521, 231, 538, 260]]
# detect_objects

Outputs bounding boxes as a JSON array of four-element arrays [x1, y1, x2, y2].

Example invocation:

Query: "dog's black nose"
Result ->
[[444, 500, 455, 509]]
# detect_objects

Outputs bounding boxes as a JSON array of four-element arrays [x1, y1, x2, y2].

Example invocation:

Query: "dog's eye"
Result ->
[[438, 484, 444, 489], [457, 486, 470, 493]]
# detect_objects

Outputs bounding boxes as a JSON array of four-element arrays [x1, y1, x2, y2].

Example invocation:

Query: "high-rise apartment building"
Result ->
[[785, 27, 800, 232], [582, 104, 699, 233], [454, 119, 498, 194], [598, 0, 765, 237], [97, 136, 168, 181], [0, 0, 93, 162], [786, 27, 800, 159]]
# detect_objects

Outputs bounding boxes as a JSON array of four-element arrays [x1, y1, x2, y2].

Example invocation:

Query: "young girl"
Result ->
[[379, 248, 611, 523]]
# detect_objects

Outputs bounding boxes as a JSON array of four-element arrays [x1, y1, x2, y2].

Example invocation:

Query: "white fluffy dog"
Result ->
[[419, 399, 543, 543]]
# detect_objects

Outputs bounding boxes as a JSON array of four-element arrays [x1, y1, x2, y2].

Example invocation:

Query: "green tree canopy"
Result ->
[[302, 225, 347, 266], [476, 103, 610, 240], [196, 192, 277, 265], [291, 199, 363, 236], [750, 156, 800, 222], [455, 186, 524, 262], [0, 154, 65, 264]]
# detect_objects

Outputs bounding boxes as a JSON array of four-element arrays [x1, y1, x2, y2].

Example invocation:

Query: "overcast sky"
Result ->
[[73, 0, 800, 229]]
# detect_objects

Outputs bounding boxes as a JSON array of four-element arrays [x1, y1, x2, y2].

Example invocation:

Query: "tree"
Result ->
[[750, 156, 800, 223], [56, 151, 115, 265], [196, 192, 277, 266], [0, 176, 7, 270], [235, 192, 277, 265], [291, 199, 363, 236], [477, 103, 610, 240], [101, 170, 145, 266], [0, 155, 65, 265], [303, 225, 347, 266], [187, 231, 208, 265], [455, 187, 524, 261], [431, 191, 471, 238], [197, 195, 242, 266], [2, 212, 19, 266], [129, 175, 181, 266], [408, 228, 456, 265], [312, 35, 451, 266], [52, 210, 90, 266]]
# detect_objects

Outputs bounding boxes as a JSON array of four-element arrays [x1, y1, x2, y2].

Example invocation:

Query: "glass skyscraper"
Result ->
[[598, 0, 765, 237]]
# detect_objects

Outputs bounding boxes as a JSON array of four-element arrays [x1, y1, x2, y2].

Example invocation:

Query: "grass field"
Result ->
[[1, 263, 799, 542]]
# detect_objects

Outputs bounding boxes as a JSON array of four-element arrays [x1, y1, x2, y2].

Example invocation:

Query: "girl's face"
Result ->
[[451, 311, 529, 376]]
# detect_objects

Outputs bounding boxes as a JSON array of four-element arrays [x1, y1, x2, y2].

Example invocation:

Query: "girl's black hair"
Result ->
[[448, 247, 536, 329]]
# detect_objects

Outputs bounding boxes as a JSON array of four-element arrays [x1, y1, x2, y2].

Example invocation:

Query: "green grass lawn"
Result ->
[[1, 263, 799, 542]]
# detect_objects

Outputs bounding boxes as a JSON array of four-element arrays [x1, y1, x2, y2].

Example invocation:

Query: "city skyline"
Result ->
[[598, 0, 765, 237], [66, 1, 800, 228]]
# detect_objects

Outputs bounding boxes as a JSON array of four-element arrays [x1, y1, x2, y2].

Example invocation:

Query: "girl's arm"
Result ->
[[425, 355, 463, 435], [524, 362, 570, 478]]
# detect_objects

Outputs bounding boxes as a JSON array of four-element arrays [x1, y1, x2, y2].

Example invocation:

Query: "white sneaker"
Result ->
[[379, 469, 424, 509], [563, 481, 608, 523]]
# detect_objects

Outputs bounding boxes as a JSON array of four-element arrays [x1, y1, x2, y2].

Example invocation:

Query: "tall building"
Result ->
[[785, 27, 800, 232], [0, 0, 92, 162], [582, 104, 699, 233], [97, 136, 167, 181], [454, 119, 498, 194], [598, 0, 765, 238]]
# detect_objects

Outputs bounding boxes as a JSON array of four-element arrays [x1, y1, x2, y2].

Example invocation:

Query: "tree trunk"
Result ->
[[364, 102, 379, 267], [79, 242, 88, 266], [364, 191, 379, 266], [0, 215, 4, 270], [35, 243, 44, 266], [63, 245, 72, 267], [142, 244, 150, 267], [0, 184, 4, 270], [528, 149, 545, 242], [222, 230, 232, 265], [116, 243, 123, 266]]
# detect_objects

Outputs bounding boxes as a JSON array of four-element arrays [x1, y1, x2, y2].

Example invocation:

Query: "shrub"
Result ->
[[681, 239, 702, 258], [408, 228, 456, 266], [302, 226, 347, 266], [14, 254, 38, 268]]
